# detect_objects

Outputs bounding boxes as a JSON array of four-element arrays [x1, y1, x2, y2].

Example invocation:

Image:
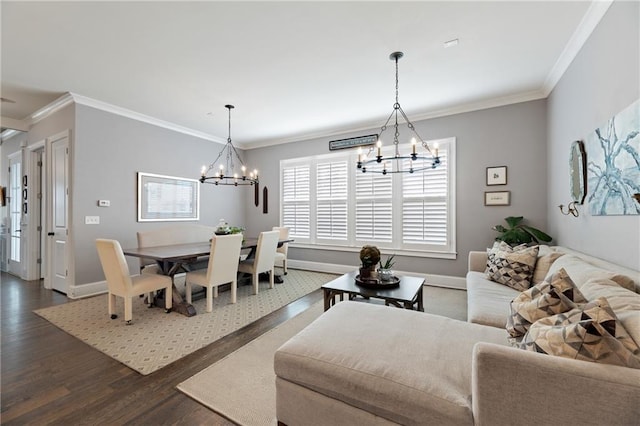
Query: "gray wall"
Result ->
[[547, 0, 640, 270], [72, 105, 245, 284], [246, 99, 548, 278]]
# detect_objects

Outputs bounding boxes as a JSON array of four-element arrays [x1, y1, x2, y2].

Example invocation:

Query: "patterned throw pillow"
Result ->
[[506, 268, 587, 338], [485, 242, 539, 291], [519, 297, 640, 369]]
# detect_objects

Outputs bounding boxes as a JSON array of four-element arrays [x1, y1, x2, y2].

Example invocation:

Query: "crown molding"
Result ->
[[542, 0, 613, 96], [28, 92, 74, 125], [69, 93, 226, 144], [243, 88, 547, 150], [24, 91, 226, 145]]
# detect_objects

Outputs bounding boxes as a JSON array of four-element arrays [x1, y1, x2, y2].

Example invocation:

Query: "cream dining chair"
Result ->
[[95, 238, 172, 325], [184, 233, 243, 312], [237, 230, 280, 295], [272, 226, 289, 275]]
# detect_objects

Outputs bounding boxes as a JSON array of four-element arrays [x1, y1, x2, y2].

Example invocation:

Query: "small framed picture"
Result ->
[[486, 166, 507, 186], [485, 191, 510, 206]]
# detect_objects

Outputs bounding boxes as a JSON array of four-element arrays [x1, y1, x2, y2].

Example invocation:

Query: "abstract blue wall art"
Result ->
[[586, 99, 640, 215]]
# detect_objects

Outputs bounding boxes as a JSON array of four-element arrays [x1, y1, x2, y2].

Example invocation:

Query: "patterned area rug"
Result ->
[[177, 285, 468, 425], [34, 269, 338, 375]]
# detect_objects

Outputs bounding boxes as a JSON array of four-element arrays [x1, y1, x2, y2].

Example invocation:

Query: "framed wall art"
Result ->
[[586, 99, 639, 215], [137, 172, 200, 222], [484, 191, 510, 206], [486, 166, 507, 186]]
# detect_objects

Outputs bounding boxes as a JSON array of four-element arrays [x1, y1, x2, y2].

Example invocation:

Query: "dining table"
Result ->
[[122, 237, 292, 316]]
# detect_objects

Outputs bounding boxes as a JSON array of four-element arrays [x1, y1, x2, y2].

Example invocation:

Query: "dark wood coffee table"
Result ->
[[322, 271, 424, 312]]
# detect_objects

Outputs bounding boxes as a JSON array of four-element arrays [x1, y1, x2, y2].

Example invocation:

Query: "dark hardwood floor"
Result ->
[[0, 272, 323, 425]]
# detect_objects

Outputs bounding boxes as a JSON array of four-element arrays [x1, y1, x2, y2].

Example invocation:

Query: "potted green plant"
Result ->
[[359, 245, 381, 279], [378, 254, 396, 281], [493, 216, 552, 246]]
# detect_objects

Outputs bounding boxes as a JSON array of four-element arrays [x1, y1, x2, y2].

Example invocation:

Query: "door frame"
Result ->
[[23, 141, 45, 281]]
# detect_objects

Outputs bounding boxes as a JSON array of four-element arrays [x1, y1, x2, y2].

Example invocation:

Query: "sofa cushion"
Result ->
[[485, 242, 539, 291], [519, 297, 640, 369], [532, 251, 564, 284], [467, 271, 520, 328], [506, 268, 587, 338], [580, 278, 640, 346], [546, 254, 636, 291], [274, 302, 508, 426]]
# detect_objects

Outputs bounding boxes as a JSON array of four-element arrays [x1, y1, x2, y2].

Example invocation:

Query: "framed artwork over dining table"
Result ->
[[137, 172, 200, 222]]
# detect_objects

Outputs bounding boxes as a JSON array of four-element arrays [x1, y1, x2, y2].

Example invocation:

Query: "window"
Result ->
[[9, 157, 21, 263], [281, 164, 311, 240], [316, 161, 348, 241], [280, 137, 455, 258], [355, 161, 392, 243]]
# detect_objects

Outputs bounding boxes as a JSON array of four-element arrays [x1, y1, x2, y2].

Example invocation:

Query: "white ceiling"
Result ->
[[1, 1, 606, 148]]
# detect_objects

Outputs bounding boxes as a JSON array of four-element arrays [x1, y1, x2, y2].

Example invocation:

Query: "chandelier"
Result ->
[[200, 104, 258, 186], [357, 52, 440, 175]]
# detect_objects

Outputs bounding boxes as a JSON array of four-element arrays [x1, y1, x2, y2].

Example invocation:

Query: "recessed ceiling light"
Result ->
[[444, 39, 459, 48]]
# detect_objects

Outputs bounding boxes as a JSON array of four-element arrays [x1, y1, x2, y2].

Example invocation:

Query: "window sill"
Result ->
[[289, 242, 457, 260]]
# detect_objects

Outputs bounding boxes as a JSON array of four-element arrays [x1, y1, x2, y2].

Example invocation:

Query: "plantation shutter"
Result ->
[[355, 162, 393, 242], [402, 148, 448, 246], [316, 161, 348, 240], [282, 165, 310, 239]]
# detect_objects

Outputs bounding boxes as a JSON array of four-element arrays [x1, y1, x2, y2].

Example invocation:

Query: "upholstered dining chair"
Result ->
[[184, 233, 243, 312], [238, 230, 280, 295], [95, 238, 172, 325], [272, 226, 289, 275]]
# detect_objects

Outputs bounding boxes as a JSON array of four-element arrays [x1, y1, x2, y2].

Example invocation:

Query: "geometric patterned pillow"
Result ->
[[519, 297, 640, 369], [506, 268, 587, 338], [485, 242, 539, 291]]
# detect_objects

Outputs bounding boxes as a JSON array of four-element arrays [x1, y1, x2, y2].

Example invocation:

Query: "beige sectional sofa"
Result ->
[[274, 246, 640, 425]]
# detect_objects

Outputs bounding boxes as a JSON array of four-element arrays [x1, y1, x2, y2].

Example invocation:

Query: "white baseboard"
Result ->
[[68, 281, 107, 299], [70, 264, 466, 300], [288, 260, 466, 290]]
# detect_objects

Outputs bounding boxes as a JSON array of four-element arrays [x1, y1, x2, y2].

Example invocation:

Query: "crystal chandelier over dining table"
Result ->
[[356, 51, 440, 175], [200, 104, 258, 186]]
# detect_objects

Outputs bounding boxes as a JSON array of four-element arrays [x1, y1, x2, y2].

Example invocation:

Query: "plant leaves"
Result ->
[[522, 226, 553, 242], [505, 216, 523, 227]]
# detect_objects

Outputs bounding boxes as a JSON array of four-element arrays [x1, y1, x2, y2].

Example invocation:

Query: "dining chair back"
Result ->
[[272, 226, 289, 275], [238, 230, 280, 294], [96, 238, 172, 324], [185, 233, 243, 312]]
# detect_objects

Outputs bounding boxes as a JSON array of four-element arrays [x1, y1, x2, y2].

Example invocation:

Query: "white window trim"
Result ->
[[280, 137, 456, 259]]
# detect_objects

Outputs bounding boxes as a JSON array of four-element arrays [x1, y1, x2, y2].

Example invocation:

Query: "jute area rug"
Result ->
[[177, 285, 467, 426], [34, 269, 339, 375]]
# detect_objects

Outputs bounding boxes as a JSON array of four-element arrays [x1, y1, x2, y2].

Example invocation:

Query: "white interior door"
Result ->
[[48, 132, 70, 294]]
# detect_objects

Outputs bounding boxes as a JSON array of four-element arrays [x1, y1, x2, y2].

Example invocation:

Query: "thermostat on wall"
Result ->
[[98, 200, 110, 207]]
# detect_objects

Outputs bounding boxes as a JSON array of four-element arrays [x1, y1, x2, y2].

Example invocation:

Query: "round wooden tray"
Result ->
[[355, 275, 400, 289]]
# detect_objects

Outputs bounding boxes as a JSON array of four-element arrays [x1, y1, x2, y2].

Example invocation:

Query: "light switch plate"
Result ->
[[85, 216, 100, 225]]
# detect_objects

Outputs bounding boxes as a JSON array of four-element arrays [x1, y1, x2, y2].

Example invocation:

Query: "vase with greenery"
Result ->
[[493, 216, 552, 246], [359, 245, 381, 279], [378, 254, 396, 281]]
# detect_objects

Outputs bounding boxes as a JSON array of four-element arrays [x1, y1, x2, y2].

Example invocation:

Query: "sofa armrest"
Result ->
[[472, 342, 640, 426], [468, 251, 487, 273]]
